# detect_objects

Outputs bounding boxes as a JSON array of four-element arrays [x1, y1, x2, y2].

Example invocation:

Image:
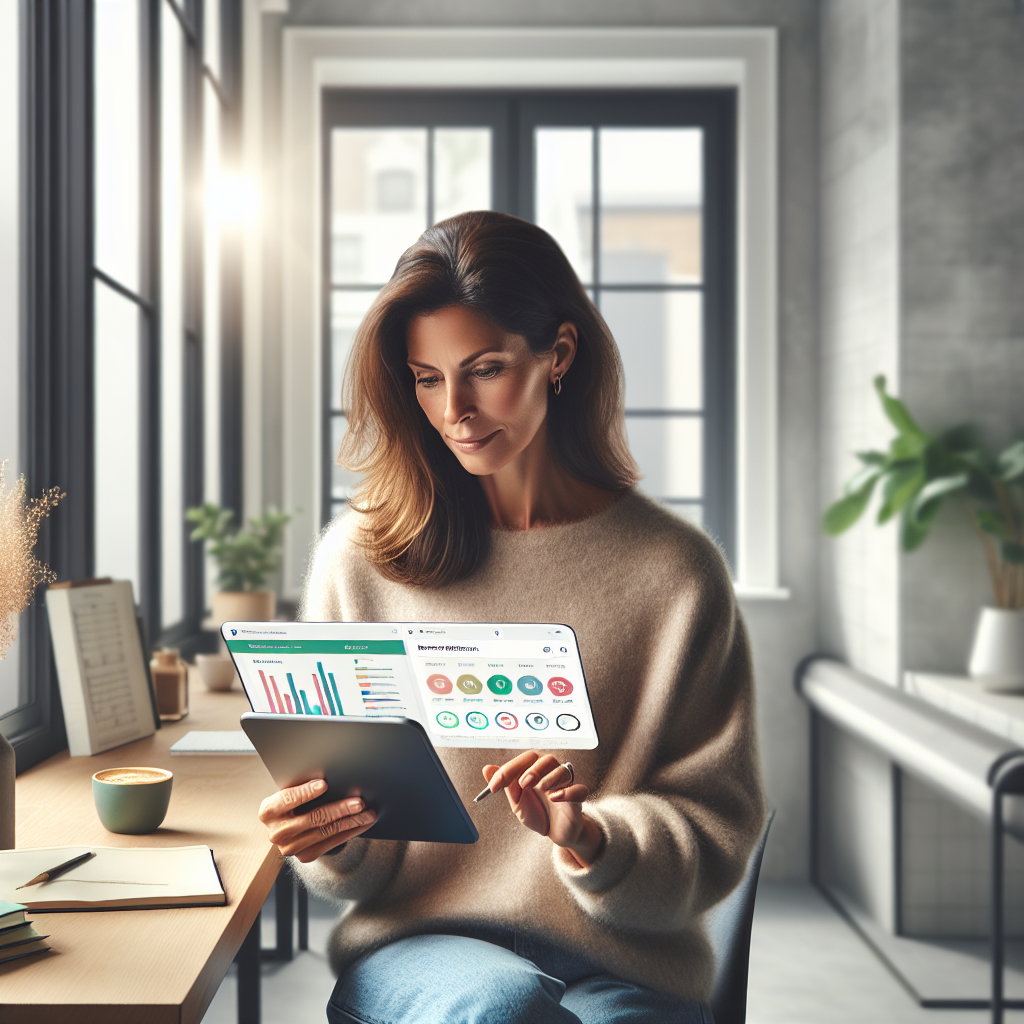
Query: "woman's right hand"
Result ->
[[258, 779, 377, 863]]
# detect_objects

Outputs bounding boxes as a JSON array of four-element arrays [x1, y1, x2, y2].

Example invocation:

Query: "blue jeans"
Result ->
[[327, 933, 711, 1024]]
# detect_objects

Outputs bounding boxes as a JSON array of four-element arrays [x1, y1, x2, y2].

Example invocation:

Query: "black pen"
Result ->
[[16, 851, 95, 889]]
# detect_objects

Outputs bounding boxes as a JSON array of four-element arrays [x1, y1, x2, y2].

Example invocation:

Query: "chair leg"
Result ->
[[236, 911, 261, 1024], [275, 872, 294, 961], [298, 881, 309, 951]]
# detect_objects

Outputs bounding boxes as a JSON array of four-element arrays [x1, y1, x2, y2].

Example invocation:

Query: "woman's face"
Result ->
[[406, 305, 570, 478]]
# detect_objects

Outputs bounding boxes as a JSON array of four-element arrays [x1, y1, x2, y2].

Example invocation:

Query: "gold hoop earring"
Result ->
[[553, 375, 562, 395]]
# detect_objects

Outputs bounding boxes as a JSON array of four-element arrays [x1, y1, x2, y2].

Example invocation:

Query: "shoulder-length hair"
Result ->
[[339, 210, 638, 588]]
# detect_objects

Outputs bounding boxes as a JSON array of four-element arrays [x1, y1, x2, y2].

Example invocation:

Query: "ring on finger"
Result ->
[[561, 762, 575, 787]]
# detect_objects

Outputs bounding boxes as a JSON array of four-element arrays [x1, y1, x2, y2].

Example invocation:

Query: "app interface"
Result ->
[[225, 622, 598, 749]]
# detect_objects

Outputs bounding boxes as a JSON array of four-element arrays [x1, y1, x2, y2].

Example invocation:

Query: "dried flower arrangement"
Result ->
[[0, 462, 64, 660]]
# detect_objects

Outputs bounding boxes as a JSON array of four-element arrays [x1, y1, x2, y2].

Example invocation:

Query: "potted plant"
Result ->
[[185, 504, 292, 625], [823, 376, 1024, 689]]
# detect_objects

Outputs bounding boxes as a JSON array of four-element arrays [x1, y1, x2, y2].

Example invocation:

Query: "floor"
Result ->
[[200, 882, 1024, 1023]]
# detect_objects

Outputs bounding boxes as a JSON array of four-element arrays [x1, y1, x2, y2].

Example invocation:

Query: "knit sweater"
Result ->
[[294, 489, 765, 1000]]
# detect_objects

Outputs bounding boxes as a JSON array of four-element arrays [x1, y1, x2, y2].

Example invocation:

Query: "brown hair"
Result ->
[[339, 210, 638, 588]]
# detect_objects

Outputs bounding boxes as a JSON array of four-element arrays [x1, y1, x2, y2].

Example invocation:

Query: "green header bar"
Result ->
[[226, 639, 407, 655]]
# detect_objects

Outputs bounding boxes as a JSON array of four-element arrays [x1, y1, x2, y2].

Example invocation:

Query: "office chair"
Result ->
[[704, 810, 774, 1024]]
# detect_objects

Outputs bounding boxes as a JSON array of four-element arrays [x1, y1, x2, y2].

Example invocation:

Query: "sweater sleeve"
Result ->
[[291, 837, 405, 906], [552, 546, 765, 934]]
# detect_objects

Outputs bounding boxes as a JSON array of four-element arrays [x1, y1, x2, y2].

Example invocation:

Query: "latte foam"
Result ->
[[94, 767, 170, 786]]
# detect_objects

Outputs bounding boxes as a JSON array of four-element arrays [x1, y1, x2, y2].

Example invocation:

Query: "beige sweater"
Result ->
[[295, 489, 765, 1000]]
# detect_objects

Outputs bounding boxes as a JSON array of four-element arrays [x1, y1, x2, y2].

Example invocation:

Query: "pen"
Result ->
[[16, 851, 95, 889], [473, 784, 494, 803]]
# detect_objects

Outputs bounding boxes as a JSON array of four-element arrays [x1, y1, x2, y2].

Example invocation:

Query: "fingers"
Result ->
[[275, 808, 378, 859], [523, 756, 571, 795], [267, 796, 367, 847], [482, 751, 541, 800], [549, 784, 590, 804], [289, 814, 379, 863], [258, 778, 328, 824]]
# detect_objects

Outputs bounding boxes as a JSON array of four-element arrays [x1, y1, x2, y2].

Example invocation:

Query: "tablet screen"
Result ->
[[223, 622, 598, 750]]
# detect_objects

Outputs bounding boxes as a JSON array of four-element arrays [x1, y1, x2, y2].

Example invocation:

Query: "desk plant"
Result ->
[[0, 461, 63, 846], [186, 504, 291, 624], [823, 377, 1024, 685]]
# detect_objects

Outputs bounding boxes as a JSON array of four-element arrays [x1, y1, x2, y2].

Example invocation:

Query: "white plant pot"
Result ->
[[968, 606, 1024, 692]]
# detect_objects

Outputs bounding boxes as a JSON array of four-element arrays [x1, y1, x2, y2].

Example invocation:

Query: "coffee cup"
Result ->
[[92, 766, 173, 834]]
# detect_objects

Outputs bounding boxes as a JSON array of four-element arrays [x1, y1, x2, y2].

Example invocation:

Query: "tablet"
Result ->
[[223, 621, 599, 750], [240, 712, 479, 844]]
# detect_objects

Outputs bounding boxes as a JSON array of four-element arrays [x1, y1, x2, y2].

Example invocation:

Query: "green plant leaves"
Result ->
[[874, 376, 925, 441], [877, 466, 925, 524], [900, 506, 931, 551], [998, 440, 1024, 482], [908, 473, 970, 525], [824, 380, 1024, 607], [185, 504, 292, 593], [822, 473, 880, 536]]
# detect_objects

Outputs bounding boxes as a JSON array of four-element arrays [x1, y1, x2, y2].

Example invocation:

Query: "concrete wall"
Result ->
[[899, 0, 1024, 675], [254, 0, 821, 882], [895, 0, 1024, 939], [818, 0, 901, 688]]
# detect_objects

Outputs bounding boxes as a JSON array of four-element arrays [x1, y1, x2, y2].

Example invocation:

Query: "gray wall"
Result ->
[[899, 0, 1024, 675], [267, 0, 822, 883]]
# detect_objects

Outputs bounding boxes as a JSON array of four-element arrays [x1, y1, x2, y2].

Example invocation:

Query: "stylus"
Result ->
[[472, 784, 494, 803]]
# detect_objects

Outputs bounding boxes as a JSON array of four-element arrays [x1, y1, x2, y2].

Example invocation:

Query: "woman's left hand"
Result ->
[[481, 751, 605, 868]]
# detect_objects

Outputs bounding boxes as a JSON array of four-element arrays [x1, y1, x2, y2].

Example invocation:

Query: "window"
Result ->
[[323, 91, 735, 557], [9, 0, 242, 771]]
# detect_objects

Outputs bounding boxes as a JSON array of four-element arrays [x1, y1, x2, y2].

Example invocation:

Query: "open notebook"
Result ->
[[0, 846, 226, 912]]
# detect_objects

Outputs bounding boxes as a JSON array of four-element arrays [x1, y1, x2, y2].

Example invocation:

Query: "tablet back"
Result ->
[[241, 713, 479, 844]]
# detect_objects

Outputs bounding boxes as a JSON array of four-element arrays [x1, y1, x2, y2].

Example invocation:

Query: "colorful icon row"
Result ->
[[426, 673, 574, 697], [435, 710, 581, 732]]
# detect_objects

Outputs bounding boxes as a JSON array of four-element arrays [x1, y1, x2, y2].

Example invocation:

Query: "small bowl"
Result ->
[[92, 766, 173, 834], [196, 653, 238, 692]]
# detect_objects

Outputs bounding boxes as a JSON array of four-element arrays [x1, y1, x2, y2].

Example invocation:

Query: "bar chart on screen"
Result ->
[[248, 655, 413, 719], [256, 663, 345, 717]]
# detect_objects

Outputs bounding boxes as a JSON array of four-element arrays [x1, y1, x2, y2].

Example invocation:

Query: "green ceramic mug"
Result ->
[[92, 766, 173, 834]]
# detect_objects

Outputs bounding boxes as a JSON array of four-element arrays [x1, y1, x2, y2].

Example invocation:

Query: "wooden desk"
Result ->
[[0, 670, 281, 1024]]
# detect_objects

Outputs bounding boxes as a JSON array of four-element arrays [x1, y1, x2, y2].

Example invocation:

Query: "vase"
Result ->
[[0, 731, 14, 848], [210, 591, 275, 627], [969, 607, 1024, 692]]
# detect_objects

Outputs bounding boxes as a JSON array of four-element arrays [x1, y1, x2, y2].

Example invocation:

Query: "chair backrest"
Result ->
[[704, 810, 774, 1024]]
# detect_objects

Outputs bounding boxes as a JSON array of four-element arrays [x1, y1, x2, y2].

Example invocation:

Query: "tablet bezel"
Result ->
[[240, 712, 479, 845]]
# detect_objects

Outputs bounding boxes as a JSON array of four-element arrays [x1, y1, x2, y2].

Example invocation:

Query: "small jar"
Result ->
[[151, 648, 189, 721]]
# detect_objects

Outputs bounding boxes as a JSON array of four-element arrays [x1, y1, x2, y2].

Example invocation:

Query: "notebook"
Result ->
[[169, 731, 256, 755], [0, 846, 226, 912]]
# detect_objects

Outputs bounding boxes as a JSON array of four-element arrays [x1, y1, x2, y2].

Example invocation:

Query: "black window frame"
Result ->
[[8, 0, 243, 773], [321, 89, 736, 559]]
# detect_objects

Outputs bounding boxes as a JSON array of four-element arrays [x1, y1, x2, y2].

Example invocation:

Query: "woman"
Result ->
[[258, 211, 765, 1024]]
